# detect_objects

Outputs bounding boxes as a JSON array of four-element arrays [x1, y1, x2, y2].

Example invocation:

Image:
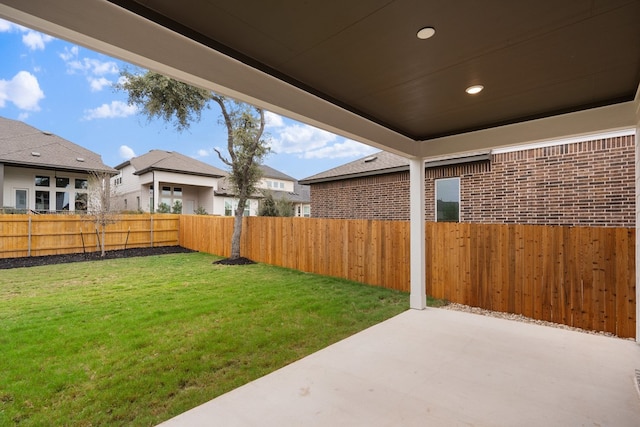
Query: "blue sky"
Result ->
[[0, 18, 378, 179]]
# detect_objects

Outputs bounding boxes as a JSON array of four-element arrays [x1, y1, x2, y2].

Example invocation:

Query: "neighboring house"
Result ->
[[112, 150, 227, 214], [112, 150, 311, 216], [300, 131, 635, 227], [214, 165, 311, 217], [0, 116, 116, 213]]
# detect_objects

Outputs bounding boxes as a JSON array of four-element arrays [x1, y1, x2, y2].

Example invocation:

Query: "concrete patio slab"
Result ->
[[159, 309, 640, 426]]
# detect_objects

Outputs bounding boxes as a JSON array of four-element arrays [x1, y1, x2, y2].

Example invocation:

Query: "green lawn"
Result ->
[[0, 252, 419, 426]]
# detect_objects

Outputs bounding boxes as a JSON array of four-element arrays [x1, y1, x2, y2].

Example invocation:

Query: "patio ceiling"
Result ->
[[1, 1, 639, 158]]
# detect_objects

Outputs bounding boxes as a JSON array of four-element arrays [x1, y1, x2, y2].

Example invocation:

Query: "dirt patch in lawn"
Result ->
[[213, 257, 256, 266], [0, 246, 195, 270]]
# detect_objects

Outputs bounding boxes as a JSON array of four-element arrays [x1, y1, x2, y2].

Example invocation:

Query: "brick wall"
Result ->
[[310, 171, 410, 220], [310, 135, 635, 227]]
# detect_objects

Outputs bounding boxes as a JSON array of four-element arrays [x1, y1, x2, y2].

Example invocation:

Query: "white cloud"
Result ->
[[268, 120, 377, 160], [87, 59, 119, 75], [59, 46, 79, 62], [89, 77, 111, 92], [59, 46, 119, 91], [302, 139, 378, 159], [116, 75, 130, 85], [0, 19, 53, 50], [270, 123, 336, 154], [83, 101, 137, 120], [65, 57, 119, 76], [0, 71, 45, 111], [22, 31, 53, 51], [0, 18, 14, 32], [119, 145, 136, 160], [197, 149, 211, 157], [265, 111, 284, 128]]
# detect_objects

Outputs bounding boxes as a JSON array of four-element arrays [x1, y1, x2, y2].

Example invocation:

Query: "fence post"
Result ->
[[150, 215, 154, 248], [28, 215, 32, 257]]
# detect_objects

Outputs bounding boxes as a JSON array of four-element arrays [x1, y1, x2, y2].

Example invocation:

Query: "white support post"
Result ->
[[635, 98, 640, 343], [410, 157, 426, 310], [0, 163, 4, 208], [152, 175, 159, 213]]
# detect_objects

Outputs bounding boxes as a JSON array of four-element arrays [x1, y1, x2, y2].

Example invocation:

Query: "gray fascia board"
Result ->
[[1, 161, 117, 175], [133, 166, 225, 178], [300, 153, 492, 184], [113, 160, 131, 170], [424, 153, 490, 168], [299, 165, 410, 185]]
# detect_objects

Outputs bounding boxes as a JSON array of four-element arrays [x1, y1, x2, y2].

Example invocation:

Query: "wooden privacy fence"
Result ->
[[425, 222, 636, 339], [179, 216, 636, 338], [0, 214, 179, 258], [180, 216, 411, 289]]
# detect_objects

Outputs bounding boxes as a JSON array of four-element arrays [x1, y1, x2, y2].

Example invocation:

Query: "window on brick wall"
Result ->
[[435, 177, 460, 222]]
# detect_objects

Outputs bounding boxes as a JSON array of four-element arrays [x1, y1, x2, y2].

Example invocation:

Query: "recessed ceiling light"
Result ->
[[416, 27, 436, 40], [465, 85, 484, 95]]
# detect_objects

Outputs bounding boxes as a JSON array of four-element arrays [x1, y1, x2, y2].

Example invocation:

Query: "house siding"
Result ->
[[3, 166, 92, 212], [310, 135, 635, 227], [113, 166, 223, 213]]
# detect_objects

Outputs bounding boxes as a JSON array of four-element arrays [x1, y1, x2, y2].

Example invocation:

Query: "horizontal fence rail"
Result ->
[[0, 214, 179, 258], [179, 216, 636, 338]]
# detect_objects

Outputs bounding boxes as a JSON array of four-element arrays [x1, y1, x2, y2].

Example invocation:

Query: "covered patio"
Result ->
[[158, 308, 640, 426], [1, 2, 639, 425]]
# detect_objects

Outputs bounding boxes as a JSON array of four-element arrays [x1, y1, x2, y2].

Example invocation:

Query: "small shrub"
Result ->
[[157, 203, 171, 213], [275, 197, 294, 217], [172, 200, 182, 214], [194, 206, 208, 215]]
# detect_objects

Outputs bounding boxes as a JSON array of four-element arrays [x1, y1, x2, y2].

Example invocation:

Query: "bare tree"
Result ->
[[87, 171, 116, 256]]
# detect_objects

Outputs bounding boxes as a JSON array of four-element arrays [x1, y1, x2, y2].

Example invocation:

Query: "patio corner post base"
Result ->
[[409, 157, 426, 310]]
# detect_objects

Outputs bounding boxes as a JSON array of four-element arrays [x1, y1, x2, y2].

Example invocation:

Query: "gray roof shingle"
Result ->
[[216, 169, 310, 203], [116, 150, 227, 177], [299, 150, 494, 184], [0, 116, 116, 174], [299, 151, 409, 184], [259, 164, 296, 181]]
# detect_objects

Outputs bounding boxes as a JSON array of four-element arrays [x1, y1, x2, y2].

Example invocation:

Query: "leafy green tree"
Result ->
[[259, 193, 294, 217], [275, 197, 294, 217], [258, 193, 278, 216], [172, 200, 183, 214], [117, 71, 270, 260]]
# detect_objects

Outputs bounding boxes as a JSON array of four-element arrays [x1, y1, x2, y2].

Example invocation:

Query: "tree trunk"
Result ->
[[230, 203, 244, 259], [101, 225, 106, 257]]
